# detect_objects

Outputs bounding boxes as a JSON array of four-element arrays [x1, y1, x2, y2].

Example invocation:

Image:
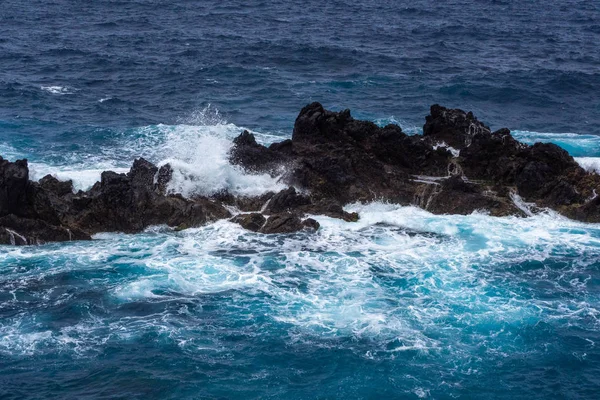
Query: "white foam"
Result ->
[[18, 105, 287, 195], [432, 141, 460, 157], [155, 122, 286, 197], [2, 202, 600, 359], [575, 157, 600, 174], [3, 120, 600, 366], [40, 85, 77, 95], [0, 143, 21, 160], [29, 162, 129, 191], [0, 329, 54, 356], [509, 192, 537, 217], [106, 204, 599, 344]]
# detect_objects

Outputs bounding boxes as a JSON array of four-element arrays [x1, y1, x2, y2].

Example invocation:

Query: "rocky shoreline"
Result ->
[[1, 103, 599, 245]]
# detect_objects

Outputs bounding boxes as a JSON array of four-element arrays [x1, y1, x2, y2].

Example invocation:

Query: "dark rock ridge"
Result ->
[[230, 102, 600, 221], [231, 212, 319, 234], [2, 102, 599, 245], [0, 157, 230, 245]]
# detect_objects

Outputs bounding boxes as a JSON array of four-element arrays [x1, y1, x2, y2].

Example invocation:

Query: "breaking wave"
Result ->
[[22, 106, 286, 195]]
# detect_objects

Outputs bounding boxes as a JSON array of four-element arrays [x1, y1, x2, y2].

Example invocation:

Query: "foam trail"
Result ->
[[40, 85, 76, 95], [1, 200, 600, 379], [0, 143, 21, 161]]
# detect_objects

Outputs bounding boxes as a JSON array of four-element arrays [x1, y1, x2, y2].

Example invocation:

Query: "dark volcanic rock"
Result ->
[[230, 102, 450, 205], [232, 210, 320, 234], [286, 102, 451, 203], [212, 191, 275, 212], [299, 198, 360, 222], [0, 157, 84, 245], [231, 213, 266, 232], [301, 217, 320, 231], [230, 102, 600, 221], [566, 194, 600, 222], [230, 130, 288, 174], [264, 187, 311, 213], [156, 163, 173, 195], [0, 214, 90, 245], [0, 156, 231, 245], [425, 176, 523, 217], [459, 127, 526, 182], [260, 213, 301, 234], [72, 158, 231, 234], [260, 212, 320, 234], [39, 174, 74, 197], [423, 104, 492, 150], [0, 157, 33, 217], [515, 143, 582, 200]]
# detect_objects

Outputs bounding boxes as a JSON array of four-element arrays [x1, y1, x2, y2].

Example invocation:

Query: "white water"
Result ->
[[156, 123, 286, 197], [512, 130, 600, 157], [29, 163, 130, 191], [21, 106, 286, 195], [9, 112, 600, 196], [575, 157, 600, 174], [1, 202, 599, 357], [40, 86, 77, 95]]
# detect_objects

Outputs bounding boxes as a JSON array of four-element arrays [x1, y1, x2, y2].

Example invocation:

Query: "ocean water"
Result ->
[[1, 0, 600, 399]]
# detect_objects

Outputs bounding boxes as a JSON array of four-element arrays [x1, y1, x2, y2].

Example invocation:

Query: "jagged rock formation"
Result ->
[[231, 102, 600, 221], [0, 157, 90, 245], [1, 102, 599, 245], [0, 157, 230, 245], [231, 212, 320, 234]]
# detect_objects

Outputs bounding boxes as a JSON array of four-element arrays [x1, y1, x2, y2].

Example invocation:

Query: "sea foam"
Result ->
[[22, 106, 286, 195], [155, 123, 286, 197], [575, 157, 600, 174]]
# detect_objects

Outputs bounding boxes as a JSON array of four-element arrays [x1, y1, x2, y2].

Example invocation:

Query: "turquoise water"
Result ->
[[2, 202, 600, 398]]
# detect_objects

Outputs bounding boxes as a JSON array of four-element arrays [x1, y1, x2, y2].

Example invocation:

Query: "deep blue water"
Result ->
[[2, 1, 600, 399]]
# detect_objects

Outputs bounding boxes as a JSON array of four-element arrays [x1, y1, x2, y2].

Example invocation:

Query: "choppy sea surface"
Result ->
[[1, 1, 600, 398]]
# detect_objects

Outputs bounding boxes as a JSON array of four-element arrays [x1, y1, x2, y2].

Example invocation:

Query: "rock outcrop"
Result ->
[[230, 102, 600, 221], [2, 102, 599, 245], [231, 211, 320, 234], [0, 157, 230, 245], [0, 157, 90, 245]]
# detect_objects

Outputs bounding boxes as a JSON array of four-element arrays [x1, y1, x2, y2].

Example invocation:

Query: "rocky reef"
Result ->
[[1, 103, 599, 245]]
